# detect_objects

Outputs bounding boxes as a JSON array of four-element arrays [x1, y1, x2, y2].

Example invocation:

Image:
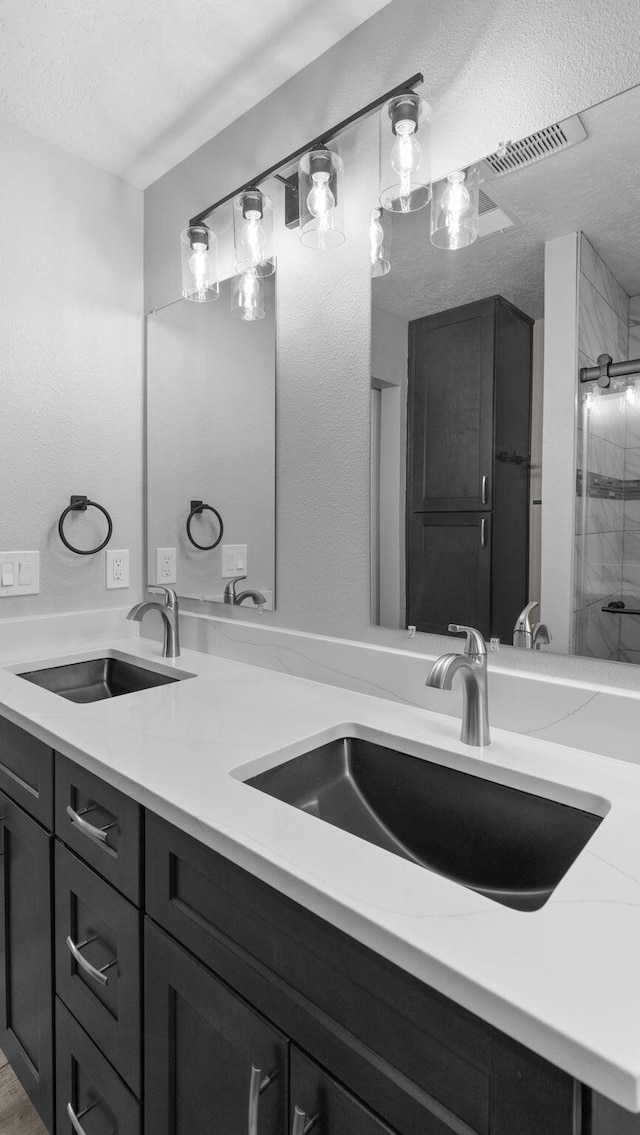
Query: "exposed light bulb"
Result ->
[[390, 119, 422, 213], [370, 209, 385, 265], [236, 271, 264, 321], [440, 171, 471, 249], [188, 241, 210, 301], [307, 172, 335, 250], [240, 210, 266, 269]]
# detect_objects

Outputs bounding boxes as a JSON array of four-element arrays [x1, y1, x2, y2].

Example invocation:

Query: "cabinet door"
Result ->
[[0, 791, 53, 1131], [290, 1048, 398, 1135], [145, 919, 288, 1135], [407, 512, 491, 637], [408, 299, 495, 513]]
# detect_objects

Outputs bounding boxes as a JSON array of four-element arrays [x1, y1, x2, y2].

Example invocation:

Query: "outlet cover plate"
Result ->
[[106, 549, 130, 589], [156, 547, 177, 584]]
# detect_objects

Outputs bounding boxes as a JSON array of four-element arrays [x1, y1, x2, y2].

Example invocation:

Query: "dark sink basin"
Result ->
[[19, 657, 181, 703], [245, 737, 603, 912]]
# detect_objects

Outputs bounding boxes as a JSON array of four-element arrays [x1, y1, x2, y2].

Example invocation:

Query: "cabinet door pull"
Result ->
[[66, 935, 116, 987], [481, 475, 487, 504], [481, 519, 487, 547], [292, 1106, 319, 1135], [66, 804, 115, 843], [66, 1101, 98, 1135], [248, 1064, 276, 1135]]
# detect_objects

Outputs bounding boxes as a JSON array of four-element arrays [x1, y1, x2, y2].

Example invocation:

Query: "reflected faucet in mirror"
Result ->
[[513, 602, 551, 650], [426, 625, 490, 747], [223, 575, 267, 611]]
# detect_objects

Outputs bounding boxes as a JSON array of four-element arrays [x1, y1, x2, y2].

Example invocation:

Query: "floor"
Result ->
[[0, 1052, 48, 1135]]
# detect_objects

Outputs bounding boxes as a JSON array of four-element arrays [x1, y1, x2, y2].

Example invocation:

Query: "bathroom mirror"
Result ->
[[146, 270, 276, 609], [370, 83, 640, 664]]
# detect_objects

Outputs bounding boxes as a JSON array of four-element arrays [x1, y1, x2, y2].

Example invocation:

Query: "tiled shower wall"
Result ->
[[575, 236, 640, 662]]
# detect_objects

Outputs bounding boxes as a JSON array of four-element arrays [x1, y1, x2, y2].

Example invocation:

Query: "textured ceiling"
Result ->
[[374, 83, 640, 322], [0, 0, 392, 187]]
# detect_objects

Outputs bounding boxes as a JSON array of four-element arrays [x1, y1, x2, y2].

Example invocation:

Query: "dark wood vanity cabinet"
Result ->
[[1, 711, 640, 1135], [407, 295, 533, 640]]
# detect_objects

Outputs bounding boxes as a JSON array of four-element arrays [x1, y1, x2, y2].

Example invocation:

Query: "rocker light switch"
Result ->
[[221, 545, 248, 578], [0, 551, 39, 596], [1, 564, 14, 587]]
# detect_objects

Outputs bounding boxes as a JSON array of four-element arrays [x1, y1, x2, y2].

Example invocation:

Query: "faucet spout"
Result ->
[[126, 586, 180, 658], [425, 625, 490, 747]]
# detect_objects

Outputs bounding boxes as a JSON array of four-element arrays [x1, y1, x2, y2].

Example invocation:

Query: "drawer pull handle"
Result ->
[[292, 1107, 319, 1135], [66, 935, 116, 987], [66, 804, 115, 844], [481, 518, 487, 547], [248, 1064, 276, 1135], [66, 1101, 99, 1135], [481, 474, 487, 504]]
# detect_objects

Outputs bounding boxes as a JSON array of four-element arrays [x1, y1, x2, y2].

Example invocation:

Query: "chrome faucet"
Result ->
[[223, 575, 266, 610], [126, 586, 180, 658], [513, 601, 551, 650], [425, 624, 490, 747]]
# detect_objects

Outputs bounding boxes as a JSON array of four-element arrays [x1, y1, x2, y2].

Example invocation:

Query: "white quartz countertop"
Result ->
[[1, 633, 640, 1110]]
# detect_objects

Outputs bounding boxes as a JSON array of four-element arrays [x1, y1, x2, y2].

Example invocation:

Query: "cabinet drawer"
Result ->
[[55, 842, 142, 1096], [0, 714, 53, 827], [0, 791, 54, 1131], [56, 999, 141, 1135], [55, 752, 142, 904], [291, 1047, 398, 1135], [145, 919, 288, 1135]]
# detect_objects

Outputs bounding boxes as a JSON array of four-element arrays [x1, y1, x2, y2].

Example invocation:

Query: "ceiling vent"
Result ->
[[477, 184, 522, 240], [480, 114, 587, 177]]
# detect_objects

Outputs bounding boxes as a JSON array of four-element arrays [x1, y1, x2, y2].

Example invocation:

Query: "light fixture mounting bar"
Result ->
[[188, 73, 424, 228]]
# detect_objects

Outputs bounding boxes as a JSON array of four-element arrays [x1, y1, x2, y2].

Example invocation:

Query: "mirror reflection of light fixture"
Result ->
[[180, 224, 219, 302], [380, 93, 431, 213], [231, 270, 266, 321], [430, 166, 480, 250], [370, 208, 391, 277], [233, 188, 275, 277], [298, 148, 345, 250]]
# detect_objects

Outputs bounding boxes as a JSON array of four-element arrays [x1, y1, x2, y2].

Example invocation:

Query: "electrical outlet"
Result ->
[[106, 549, 130, 589], [156, 547, 177, 584]]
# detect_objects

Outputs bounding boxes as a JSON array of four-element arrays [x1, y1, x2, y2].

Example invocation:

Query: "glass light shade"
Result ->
[[370, 208, 391, 277], [379, 93, 431, 213], [181, 224, 219, 302], [233, 189, 275, 277], [430, 167, 480, 250], [298, 148, 345, 250], [231, 270, 266, 321]]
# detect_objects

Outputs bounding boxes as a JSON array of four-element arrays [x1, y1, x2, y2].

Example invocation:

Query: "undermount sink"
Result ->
[[245, 737, 604, 912], [18, 656, 185, 703]]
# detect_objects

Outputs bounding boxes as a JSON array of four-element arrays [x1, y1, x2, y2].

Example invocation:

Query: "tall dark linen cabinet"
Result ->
[[406, 295, 533, 640]]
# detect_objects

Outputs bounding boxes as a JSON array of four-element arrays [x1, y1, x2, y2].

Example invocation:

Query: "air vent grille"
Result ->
[[483, 115, 586, 176], [476, 185, 522, 240]]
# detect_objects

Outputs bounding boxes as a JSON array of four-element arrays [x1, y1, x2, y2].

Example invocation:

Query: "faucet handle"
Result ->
[[513, 600, 539, 634], [148, 585, 178, 608], [448, 624, 487, 658], [223, 576, 246, 602]]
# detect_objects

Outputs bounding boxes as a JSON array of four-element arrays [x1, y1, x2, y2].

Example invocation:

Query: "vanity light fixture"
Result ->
[[370, 208, 391, 276], [233, 188, 275, 276], [430, 166, 480, 250], [180, 224, 219, 302], [380, 93, 431, 213], [298, 148, 345, 250], [231, 270, 266, 321]]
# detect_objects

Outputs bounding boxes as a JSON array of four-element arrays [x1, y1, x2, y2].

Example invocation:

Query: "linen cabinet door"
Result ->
[[145, 919, 288, 1135], [0, 791, 53, 1131]]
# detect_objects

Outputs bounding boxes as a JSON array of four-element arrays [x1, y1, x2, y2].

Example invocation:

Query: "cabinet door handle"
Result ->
[[481, 475, 487, 504], [248, 1064, 276, 1135], [66, 804, 114, 844], [66, 935, 116, 987], [481, 519, 487, 548], [66, 1101, 98, 1135], [292, 1106, 319, 1135]]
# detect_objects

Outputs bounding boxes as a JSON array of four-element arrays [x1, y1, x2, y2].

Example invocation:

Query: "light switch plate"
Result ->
[[221, 544, 248, 578], [0, 551, 39, 597], [106, 549, 130, 589]]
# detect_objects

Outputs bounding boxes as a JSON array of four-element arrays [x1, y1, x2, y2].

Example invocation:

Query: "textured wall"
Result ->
[[0, 119, 143, 616], [145, 0, 640, 643]]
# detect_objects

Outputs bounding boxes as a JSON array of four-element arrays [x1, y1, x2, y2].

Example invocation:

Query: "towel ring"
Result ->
[[58, 496, 113, 555], [186, 500, 224, 551]]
